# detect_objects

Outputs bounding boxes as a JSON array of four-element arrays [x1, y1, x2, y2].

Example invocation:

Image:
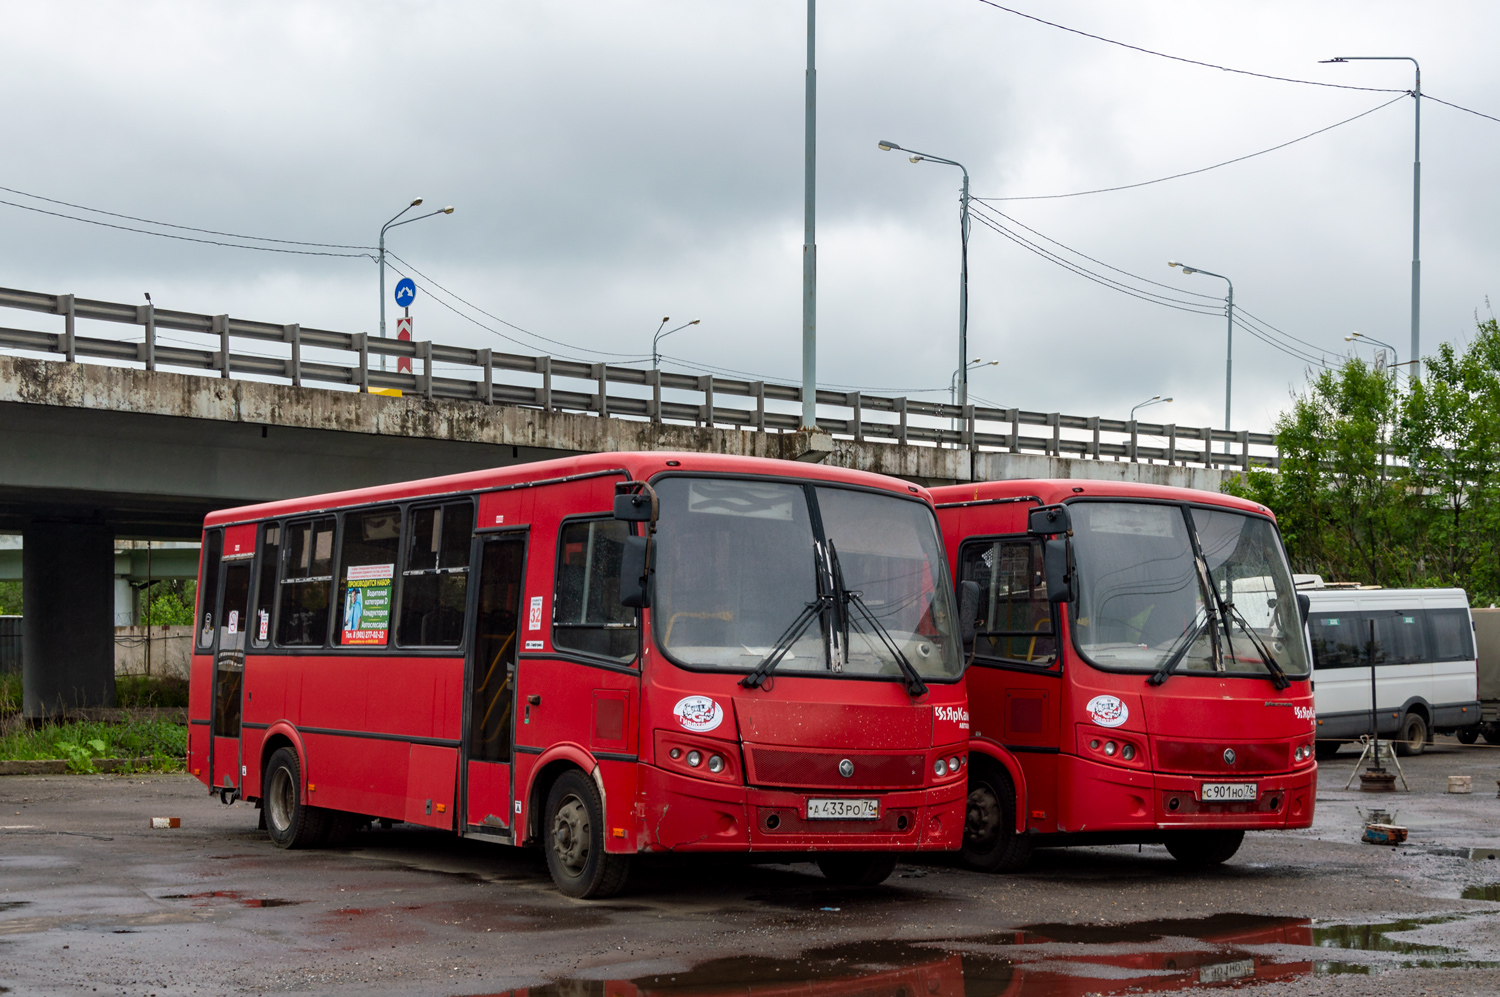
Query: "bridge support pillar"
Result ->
[[22, 524, 115, 717]]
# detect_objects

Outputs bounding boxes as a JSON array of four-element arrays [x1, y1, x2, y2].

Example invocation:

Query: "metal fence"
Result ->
[[0, 286, 1279, 470]]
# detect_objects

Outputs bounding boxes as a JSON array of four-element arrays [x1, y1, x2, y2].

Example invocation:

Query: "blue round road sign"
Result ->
[[394, 277, 416, 308]]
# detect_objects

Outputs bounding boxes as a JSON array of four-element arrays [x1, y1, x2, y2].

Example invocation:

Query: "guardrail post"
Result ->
[[419, 342, 433, 400], [752, 381, 765, 432], [282, 324, 301, 387], [963, 405, 975, 451], [1166, 424, 1177, 464], [137, 303, 156, 371], [698, 375, 714, 427], [353, 333, 368, 392], [213, 315, 231, 378], [1049, 413, 1061, 456], [538, 356, 553, 412], [1201, 426, 1213, 467], [591, 364, 608, 417], [895, 397, 908, 445], [1240, 430, 1251, 472], [650, 370, 663, 423], [1128, 419, 1139, 462], [478, 349, 493, 404], [848, 391, 862, 441], [1009, 409, 1020, 453], [56, 294, 75, 362], [1088, 416, 1100, 458]]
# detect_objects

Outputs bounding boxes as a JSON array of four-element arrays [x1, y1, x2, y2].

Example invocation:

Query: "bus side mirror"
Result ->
[[958, 580, 981, 645], [614, 482, 657, 524], [1297, 593, 1310, 628], [619, 535, 650, 609], [1043, 537, 1072, 603], [1028, 504, 1071, 537]]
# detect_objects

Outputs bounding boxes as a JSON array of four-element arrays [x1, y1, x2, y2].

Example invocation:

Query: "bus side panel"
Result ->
[[404, 744, 458, 829], [597, 758, 639, 852], [188, 653, 212, 787], [1019, 752, 1059, 832], [303, 729, 409, 820], [365, 657, 464, 742]]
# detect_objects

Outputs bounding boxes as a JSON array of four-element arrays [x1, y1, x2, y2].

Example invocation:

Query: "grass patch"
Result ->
[[0, 671, 17, 714], [0, 717, 186, 771], [115, 674, 189, 708]]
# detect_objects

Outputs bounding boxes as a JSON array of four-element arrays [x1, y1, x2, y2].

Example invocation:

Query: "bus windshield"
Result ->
[[1070, 501, 1310, 679], [652, 477, 962, 681]]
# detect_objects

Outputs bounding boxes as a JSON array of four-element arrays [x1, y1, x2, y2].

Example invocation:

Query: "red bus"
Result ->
[[188, 453, 970, 897], [932, 480, 1316, 871]]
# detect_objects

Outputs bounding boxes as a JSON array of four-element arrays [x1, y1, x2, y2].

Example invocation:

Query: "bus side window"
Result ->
[[196, 529, 223, 650], [1372, 612, 1421, 665], [960, 538, 1056, 666], [1308, 615, 1361, 668], [337, 507, 402, 647], [398, 501, 474, 647], [276, 517, 336, 647], [1428, 608, 1474, 661], [553, 519, 637, 663], [250, 524, 280, 648]]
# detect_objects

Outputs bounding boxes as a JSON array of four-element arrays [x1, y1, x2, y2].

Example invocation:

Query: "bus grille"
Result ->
[[746, 748, 926, 789], [757, 806, 918, 835], [1154, 741, 1288, 774]]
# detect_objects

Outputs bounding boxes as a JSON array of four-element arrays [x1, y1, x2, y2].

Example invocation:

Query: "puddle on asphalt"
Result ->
[[1462, 883, 1500, 901], [464, 912, 1495, 997], [159, 890, 302, 908]]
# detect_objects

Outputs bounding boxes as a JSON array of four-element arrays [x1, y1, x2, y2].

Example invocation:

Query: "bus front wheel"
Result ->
[[961, 764, 1033, 873], [1395, 712, 1428, 757], [543, 770, 631, 899], [1164, 830, 1243, 868], [816, 853, 897, 886], [263, 747, 329, 849]]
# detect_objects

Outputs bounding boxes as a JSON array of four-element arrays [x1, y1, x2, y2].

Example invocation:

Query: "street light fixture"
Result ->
[[379, 198, 455, 371], [950, 359, 997, 446], [879, 139, 972, 418], [653, 318, 700, 370], [1345, 331, 1400, 378], [1130, 395, 1174, 421], [1320, 55, 1421, 380], [1169, 260, 1234, 454]]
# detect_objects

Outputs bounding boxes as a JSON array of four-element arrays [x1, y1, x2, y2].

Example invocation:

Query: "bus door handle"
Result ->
[[526, 695, 541, 705]]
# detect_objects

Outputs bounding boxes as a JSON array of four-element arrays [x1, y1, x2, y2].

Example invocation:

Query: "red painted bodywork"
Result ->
[[932, 479, 1317, 840], [188, 452, 967, 857]]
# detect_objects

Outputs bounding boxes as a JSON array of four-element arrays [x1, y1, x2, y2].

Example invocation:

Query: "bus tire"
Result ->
[[816, 853, 897, 886], [1482, 725, 1500, 746], [1164, 830, 1243, 868], [1457, 728, 1480, 745], [960, 764, 1033, 873], [263, 747, 329, 849], [1395, 712, 1428, 757], [543, 769, 630, 899]]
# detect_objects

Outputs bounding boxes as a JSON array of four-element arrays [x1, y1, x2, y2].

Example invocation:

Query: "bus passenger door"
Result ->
[[463, 534, 527, 836], [210, 559, 253, 795]]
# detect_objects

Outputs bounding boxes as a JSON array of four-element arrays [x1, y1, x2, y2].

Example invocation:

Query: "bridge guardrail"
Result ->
[[0, 286, 1278, 470]]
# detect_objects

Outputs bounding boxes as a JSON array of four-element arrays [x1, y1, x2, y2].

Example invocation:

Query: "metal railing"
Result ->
[[0, 286, 1278, 470]]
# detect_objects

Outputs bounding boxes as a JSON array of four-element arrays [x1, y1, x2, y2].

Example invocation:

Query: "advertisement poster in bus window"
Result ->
[[343, 564, 394, 644]]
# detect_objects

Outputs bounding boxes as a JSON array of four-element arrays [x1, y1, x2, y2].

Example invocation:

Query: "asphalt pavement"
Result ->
[[4, 739, 1500, 996]]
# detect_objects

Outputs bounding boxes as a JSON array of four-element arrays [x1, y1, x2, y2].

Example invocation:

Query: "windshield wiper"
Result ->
[[829, 540, 929, 698], [1147, 612, 1209, 687], [739, 597, 826, 690], [1218, 598, 1292, 691]]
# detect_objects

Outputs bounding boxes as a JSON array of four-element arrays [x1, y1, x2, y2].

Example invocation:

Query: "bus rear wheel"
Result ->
[[1485, 727, 1500, 746], [263, 747, 328, 849], [1457, 728, 1480, 745], [543, 770, 630, 899], [960, 765, 1033, 873], [1164, 830, 1243, 868], [816, 853, 897, 886], [1395, 712, 1428, 756]]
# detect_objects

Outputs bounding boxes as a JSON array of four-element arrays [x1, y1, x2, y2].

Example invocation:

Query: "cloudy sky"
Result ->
[[1, 1, 1497, 433]]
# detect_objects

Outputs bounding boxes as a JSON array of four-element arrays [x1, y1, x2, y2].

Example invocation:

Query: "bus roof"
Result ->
[[203, 451, 933, 528], [930, 478, 1272, 518]]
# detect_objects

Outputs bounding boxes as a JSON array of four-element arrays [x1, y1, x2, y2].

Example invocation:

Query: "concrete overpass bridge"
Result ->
[[0, 285, 1276, 715]]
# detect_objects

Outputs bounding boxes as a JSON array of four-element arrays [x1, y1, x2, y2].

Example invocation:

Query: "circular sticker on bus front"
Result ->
[[1086, 695, 1129, 728], [674, 696, 724, 733]]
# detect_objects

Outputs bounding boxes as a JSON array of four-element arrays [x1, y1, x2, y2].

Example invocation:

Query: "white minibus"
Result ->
[[1304, 587, 1480, 756]]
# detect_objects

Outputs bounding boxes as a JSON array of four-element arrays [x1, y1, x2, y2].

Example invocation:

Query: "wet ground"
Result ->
[[5, 739, 1500, 996]]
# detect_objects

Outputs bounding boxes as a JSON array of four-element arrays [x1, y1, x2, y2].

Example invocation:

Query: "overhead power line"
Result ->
[[972, 1, 1406, 93], [0, 183, 374, 249], [1423, 93, 1500, 126], [976, 95, 1407, 202]]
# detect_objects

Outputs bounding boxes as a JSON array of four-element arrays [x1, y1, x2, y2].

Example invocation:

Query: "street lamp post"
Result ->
[[1169, 261, 1234, 454], [1321, 55, 1421, 381], [950, 359, 996, 445], [801, 0, 818, 431], [1345, 331, 1400, 378], [1130, 395, 1174, 421], [379, 198, 455, 371], [878, 140, 971, 418], [653, 318, 701, 369]]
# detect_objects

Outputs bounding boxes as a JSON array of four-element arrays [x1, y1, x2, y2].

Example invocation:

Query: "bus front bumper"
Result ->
[[1059, 754, 1316, 832], [637, 765, 967, 853]]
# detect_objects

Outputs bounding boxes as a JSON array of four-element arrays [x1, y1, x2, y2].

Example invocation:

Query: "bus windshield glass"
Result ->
[[652, 477, 962, 681], [1070, 501, 1309, 679]]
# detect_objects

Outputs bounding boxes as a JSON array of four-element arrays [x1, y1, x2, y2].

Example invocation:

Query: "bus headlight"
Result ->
[[949, 756, 962, 773], [934, 758, 948, 777], [686, 750, 702, 768], [707, 754, 724, 773], [1104, 741, 1117, 756], [1121, 744, 1135, 761]]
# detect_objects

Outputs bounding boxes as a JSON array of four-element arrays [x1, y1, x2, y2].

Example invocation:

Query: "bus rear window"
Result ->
[[277, 517, 335, 646], [398, 502, 473, 647], [338, 508, 401, 647]]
